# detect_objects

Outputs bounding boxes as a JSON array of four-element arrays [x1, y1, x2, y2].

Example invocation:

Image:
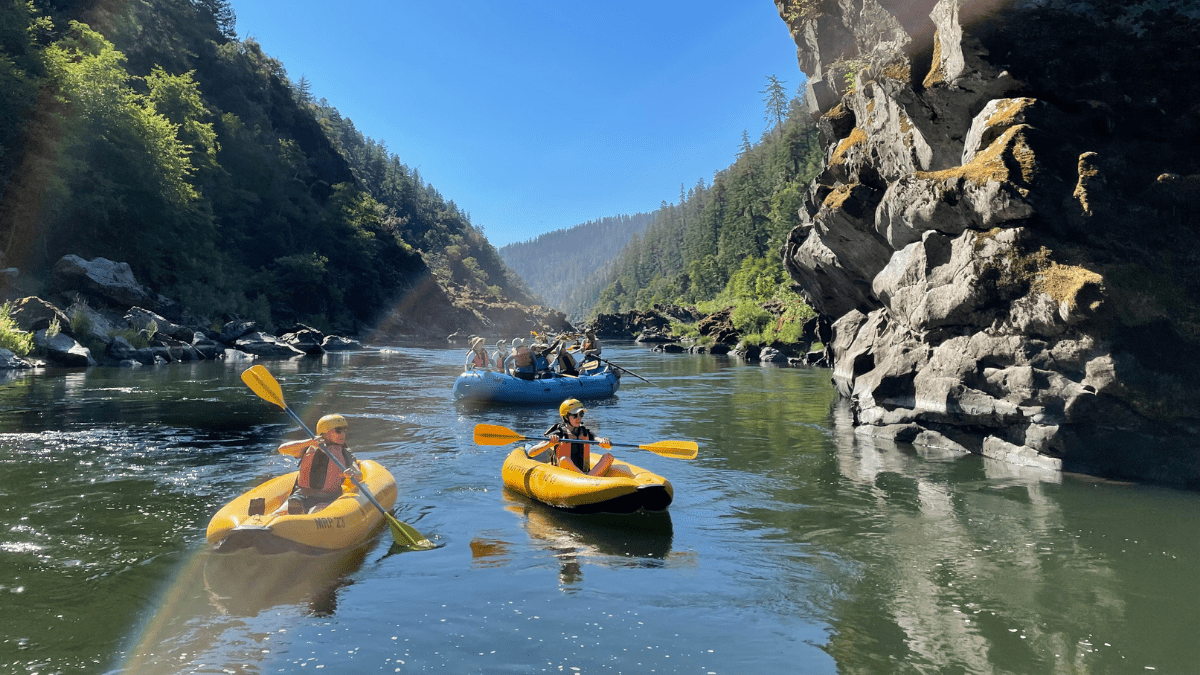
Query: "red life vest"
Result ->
[[297, 444, 351, 493], [470, 350, 488, 368]]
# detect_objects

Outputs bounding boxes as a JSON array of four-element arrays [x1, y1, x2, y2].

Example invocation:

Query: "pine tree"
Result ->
[[760, 75, 788, 138]]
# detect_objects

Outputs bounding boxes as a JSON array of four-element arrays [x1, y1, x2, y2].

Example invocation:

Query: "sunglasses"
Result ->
[[569, 411, 585, 418], [329, 427, 348, 434]]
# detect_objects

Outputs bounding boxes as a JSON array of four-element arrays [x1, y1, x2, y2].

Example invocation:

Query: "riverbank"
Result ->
[[585, 304, 833, 366], [0, 254, 571, 370]]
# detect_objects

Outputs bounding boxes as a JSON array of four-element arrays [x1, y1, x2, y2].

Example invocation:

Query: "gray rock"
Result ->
[[9, 297, 70, 336], [50, 255, 155, 310], [760, 347, 788, 363], [34, 330, 95, 367], [0, 348, 34, 370], [125, 307, 193, 343], [321, 335, 361, 351], [280, 327, 326, 356], [220, 320, 257, 344], [233, 332, 306, 358]]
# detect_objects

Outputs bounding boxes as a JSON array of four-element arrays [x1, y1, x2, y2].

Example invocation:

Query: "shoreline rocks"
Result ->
[[585, 306, 831, 366]]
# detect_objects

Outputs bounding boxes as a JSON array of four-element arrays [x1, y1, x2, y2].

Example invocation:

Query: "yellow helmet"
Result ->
[[559, 398, 585, 419], [316, 414, 348, 435]]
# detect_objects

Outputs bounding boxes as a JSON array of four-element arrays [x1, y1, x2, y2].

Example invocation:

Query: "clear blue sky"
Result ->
[[231, 1, 804, 247]]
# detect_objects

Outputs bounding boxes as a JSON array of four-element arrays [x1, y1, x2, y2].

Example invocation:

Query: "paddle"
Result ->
[[240, 365, 434, 549], [592, 357, 671, 392], [473, 423, 698, 460]]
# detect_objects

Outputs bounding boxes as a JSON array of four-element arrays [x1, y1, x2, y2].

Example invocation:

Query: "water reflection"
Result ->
[[469, 492, 674, 591], [789, 399, 1199, 673], [203, 546, 370, 617]]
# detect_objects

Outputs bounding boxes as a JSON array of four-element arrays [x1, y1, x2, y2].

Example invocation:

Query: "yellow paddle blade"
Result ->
[[241, 365, 286, 409], [387, 514, 435, 549], [473, 423, 528, 446], [639, 440, 699, 460]]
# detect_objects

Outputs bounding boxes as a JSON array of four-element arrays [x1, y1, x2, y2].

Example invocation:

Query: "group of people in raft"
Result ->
[[464, 331, 602, 381], [275, 398, 613, 514]]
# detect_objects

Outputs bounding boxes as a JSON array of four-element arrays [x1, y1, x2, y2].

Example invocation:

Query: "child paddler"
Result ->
[[273, 414, 363, 515], [529, 398, 615, 476]]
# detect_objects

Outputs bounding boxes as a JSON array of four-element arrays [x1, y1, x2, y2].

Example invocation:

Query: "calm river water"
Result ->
[[1, 344, 1196, 674]]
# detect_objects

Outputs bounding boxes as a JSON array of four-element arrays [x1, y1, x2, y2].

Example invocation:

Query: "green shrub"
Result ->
[[109, 328, 151, 349], [669, 320, 699, 338], [46, 317, 61, 339], [69, 305, 92, 337], [739, 331, 766, 347], [0, 302, 34, 356], [731, 300, 772, 334]]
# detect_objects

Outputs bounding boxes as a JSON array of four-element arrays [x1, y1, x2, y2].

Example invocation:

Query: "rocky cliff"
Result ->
[[775, 0, 1200, 487]]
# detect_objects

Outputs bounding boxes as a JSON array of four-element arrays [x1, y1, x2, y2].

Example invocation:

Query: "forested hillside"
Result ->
[[588, 89, 823, 316], [0, 0, 529, 334], [499, 213, 654, 320]]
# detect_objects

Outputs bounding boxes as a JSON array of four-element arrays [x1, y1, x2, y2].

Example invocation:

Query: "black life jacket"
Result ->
[[547, 422, 594, 470]]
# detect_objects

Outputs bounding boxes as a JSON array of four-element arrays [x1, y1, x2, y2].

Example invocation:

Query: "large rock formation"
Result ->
[[775, 0, 1200, 487]]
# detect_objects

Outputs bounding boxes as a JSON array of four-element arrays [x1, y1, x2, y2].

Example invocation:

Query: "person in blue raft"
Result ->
[[528, 399, 615, 476]]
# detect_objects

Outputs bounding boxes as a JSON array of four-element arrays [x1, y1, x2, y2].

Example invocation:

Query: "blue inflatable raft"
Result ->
[[452, 366, 620, 404]]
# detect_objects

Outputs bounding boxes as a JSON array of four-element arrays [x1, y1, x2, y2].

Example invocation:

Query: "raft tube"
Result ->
[[206, 460, 398, 553], [453, 366, 619, 404], [501, 447, 673, 514]]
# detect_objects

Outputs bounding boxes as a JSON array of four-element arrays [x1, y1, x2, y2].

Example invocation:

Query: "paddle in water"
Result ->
[[473, 423, 698, 460], [241, 365, 434, 550]]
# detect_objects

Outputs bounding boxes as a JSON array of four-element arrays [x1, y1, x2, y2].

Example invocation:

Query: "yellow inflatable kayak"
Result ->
[[501, 447, 673, 514], [207, 460, 398, 553]]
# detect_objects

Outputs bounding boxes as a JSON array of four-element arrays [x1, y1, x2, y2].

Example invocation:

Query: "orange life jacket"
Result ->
[[470, 350, 488, 368], [297, 444, 351, 493]]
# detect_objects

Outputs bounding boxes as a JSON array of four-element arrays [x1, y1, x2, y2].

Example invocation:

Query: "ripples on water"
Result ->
[[0, 346, 1197, 674]]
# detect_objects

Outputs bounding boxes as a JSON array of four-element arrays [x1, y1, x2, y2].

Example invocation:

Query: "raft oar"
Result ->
[[473, 423, 698, 460], [240, 365, 434, 550], [595, 357, 671, 392]]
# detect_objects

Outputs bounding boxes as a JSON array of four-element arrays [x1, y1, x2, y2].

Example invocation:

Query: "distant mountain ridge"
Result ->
[[499, 213, 654, 320]]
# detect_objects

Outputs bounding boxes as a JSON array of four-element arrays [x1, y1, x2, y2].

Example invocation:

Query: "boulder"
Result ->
[[321, 335, 362, 351], [0, 348, 34, 370], [219, 320, 257, 344], [279, 326, 326, 356], [760, 347, 788, 363], [191, 332, 224, 360], [234, 332, 306, 358], [49, 255, 179, 316], [34, 329, 95, 367], [9, 297, 71, 336], [108, 336, 155, 365], [125, 307, 194, 343], [696, 308, 739, 345], [635, 329, 673, 343], [65, 302, 121, 347]]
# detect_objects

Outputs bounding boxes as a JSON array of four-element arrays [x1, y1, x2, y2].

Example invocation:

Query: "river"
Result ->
[[0, 344, 1196, 674]]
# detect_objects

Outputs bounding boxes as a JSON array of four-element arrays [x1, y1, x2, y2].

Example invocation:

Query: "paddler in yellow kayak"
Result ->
[[271, 413, 363, 515], [528, 399, 615, 476]]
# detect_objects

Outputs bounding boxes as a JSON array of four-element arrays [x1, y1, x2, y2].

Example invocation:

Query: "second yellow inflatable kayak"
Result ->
[[501, 447, 673, 514], [207, 460, 398, 553]]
